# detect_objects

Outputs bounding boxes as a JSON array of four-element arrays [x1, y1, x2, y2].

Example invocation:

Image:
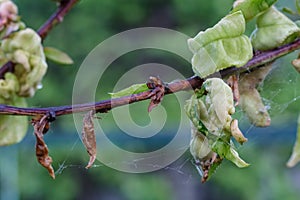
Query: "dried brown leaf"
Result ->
[[32, 115, 55, 179], [147, 76, 165, 112], [82, 110, 97, 169]]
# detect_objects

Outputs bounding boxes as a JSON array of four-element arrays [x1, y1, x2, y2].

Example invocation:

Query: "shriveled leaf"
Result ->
[[82, 110, 96, 169], [201, 78, 235, 133], [239, 64, 272, 127], [230, 119, 248, 144], [188, 11, 252, 78], [44, 46, 73, 65], [190, 124, 222, 183], [251, 6, 300, 51], [109, 83, 148, 98], [185, 78, 249, 182], [287, 114, 300, 167], [232, 0, 277, 21], [146, 76, 165, 112], [32, 115, 55, 179]]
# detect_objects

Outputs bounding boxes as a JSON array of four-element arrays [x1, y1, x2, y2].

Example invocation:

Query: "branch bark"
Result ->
[[0, 0, 79, 78], [0, 38, 300, 117]]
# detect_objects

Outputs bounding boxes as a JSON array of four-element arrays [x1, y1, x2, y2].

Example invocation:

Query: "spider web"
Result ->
[[53, 52, 300, 198]]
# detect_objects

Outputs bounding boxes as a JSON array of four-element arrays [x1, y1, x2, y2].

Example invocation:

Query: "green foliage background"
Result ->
[[1, 0, 300, 200]]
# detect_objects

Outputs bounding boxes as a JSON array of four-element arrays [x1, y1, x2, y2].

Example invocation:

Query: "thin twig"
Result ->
[[0, 38, 300, 117], [0, 0, 79, 78], [38, 0, 79, 41]]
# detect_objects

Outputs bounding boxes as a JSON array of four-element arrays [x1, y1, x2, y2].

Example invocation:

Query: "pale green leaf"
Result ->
[[251, 6, 300, 51], [0, 97, 28, 146], [239, 64, 271, 127], [2, 28, 48, 97], [287, 114, 300, 167], [213, 140, 249, 168], [232, 0, 277, 21], [44, 46, 74, 65], [188, 11, 253, 78], [109, 83, 149, 98]]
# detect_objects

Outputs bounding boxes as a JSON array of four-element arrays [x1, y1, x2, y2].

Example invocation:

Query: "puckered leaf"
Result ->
[[188, 11, 253, 78], [198, 78, 235, 136], [231, 0, 277, 21], [0, 73, 28, 146], [251, 6, 300, 51], [239, 64, 272, 127], [2, 28, 48, 97]]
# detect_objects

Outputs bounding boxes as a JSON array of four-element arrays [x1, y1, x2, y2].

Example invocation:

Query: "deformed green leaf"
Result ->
[[232, 0, 277, 21], [2, 28, 48, 97], [0, 73, 28, 146], [109, 83, 149, 98], [287, 114, 300, 167], [0, 97, 28, 146], [238, 64, 272, 127], [251, 6, 300, 51], [188, 11, 253, 78], [44, 46, 74, 65]]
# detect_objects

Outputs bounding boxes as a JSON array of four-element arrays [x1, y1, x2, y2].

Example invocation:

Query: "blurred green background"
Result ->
[[1, 0, 300, 199]]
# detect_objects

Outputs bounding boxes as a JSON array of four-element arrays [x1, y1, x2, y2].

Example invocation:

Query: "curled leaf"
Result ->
[[190, 124, 222, 183], [201, 78, 235, 134], [232, 0, 277, 21], [238, 64, 272, 127], [188, 11, 253, 78], [32, 115, 55, 179], [146, 76, 165, 112], [0, 73, 28, 146], [287, 114, 300, 167], [2, 28, 48, 97], [230, 119, 248, 144], [82, 110, 97, 169], [109, 83, 148, 98], [44, 46, 73, 65], [185, 78, 249, 182], [251, 6, 300, 51]]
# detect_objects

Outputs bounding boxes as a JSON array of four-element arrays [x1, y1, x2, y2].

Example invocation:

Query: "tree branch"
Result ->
[[0, 0, 79, 78], [0, 38, 300, 117], [37, 0, 79, 41]]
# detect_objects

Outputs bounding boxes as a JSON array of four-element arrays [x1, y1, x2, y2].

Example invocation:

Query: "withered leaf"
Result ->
[[82, 110, 97, 169], [32, 115, 55, 179], [147, 76, 165, 112]]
